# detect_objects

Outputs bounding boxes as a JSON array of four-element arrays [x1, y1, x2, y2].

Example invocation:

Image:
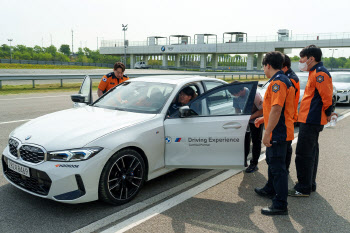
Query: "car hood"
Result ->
[[10, 106, 156, 151], [333, 82, 350, 90]]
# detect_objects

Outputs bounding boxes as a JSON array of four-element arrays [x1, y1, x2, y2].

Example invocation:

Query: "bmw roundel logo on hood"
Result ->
[[25, 135, 32, 140], [161, 46, 165, 52]]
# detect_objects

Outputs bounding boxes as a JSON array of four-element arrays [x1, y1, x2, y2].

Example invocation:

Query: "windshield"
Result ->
[[332, 74, 350, 83], [93, 81, 175, 113]]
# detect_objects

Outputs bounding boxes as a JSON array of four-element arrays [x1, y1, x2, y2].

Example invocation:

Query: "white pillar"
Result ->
[[162, 54, 168, 68], [130, 54, 135, 69], [257, 53, 263, 70], [145, 56, 149, 65], [212, 54, 218, 69], [175, 54, 180, 67], [200, 54, 207, 71], [246, 53, 254, 71]]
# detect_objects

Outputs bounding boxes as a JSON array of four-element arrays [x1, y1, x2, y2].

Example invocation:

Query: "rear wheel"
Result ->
[[99, 149, 146, 205]]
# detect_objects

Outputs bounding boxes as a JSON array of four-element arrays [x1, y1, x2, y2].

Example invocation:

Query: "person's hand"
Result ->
[[254, 117, 264, 128], [262, 132, 272, 147], [327, 112, 338, 122]]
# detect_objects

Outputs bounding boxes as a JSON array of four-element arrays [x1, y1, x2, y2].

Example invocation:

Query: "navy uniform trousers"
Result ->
[[263, 141, 288, 209]]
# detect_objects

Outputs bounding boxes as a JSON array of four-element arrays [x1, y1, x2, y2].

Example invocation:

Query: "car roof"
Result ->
[[129, 75, 227, 85]]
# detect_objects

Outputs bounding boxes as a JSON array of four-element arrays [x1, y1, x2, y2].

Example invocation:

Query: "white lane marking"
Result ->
[[101, 169, 241, 233], [0, 95, 71, 101], [335, 111, 350, 122], [100, 111, 350, 233], [72, 170, 222, 233], [0, 119, 32, 125]]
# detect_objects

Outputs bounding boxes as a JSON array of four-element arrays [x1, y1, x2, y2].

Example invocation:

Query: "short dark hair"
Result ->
[[229, 81, 244, 94], [283, 54, 291, 69], [262, 51, 284, 70], [114, 62, 125, 72], [299, 45, 322, 62], [180, 86, 195, 97]]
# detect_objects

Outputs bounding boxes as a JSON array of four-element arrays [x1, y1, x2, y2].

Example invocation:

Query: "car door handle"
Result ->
[[222, 123, 242, 129]]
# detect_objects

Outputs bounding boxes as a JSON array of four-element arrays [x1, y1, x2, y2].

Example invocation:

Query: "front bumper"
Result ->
[[2, 146, 111, 204], [336, 93, 350, 103]]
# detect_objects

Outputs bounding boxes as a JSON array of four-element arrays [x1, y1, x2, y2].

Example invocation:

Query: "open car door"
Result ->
[[164, 81, 258, 169], [71, 75, 93, 108]]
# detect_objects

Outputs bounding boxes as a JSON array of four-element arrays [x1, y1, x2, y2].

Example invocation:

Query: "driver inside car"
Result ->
[[168, 86, 197, 117]]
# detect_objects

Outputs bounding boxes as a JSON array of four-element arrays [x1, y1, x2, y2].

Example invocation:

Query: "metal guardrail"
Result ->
[[0, 59, 115, 68], [0, 72, 266, 88]]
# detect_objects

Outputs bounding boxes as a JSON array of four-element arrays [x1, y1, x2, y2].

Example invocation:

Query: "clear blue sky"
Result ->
[[1, 0, 350, 58]]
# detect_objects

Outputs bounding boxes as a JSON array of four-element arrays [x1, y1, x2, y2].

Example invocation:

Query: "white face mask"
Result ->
[[298, 59, 310, 71]]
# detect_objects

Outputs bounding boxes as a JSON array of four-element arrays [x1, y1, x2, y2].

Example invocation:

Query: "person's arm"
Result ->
[[250, 109, 263, 120], [262, 105, 282, 147], [250, 92, 263, 119], [262, 81, 287, 147], [254, 116, 264, 128], [97, 88, 104, 97], [97, 75, 108, 97], [315, 72, 333, 118]]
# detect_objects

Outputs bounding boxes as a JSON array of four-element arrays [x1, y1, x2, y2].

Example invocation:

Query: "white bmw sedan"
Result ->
[[331, 72, 350, 105], [2, 75, 258, 205]]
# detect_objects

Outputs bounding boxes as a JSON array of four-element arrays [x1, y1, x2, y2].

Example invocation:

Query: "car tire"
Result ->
[[99, 149, 146, 205]]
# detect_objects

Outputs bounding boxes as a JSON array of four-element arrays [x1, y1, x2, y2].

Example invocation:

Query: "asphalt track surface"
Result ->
[[0, 91, 349, 233]]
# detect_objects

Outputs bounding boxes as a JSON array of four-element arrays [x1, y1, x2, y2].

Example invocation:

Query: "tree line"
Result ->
[[0, 44, 122, 64], [1, 44, 350, 68]]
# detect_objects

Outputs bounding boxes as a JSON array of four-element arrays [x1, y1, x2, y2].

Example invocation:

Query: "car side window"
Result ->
[[203, 81, 224, 91], [188, 82, 257, 117], [167, 84, 201, 118]]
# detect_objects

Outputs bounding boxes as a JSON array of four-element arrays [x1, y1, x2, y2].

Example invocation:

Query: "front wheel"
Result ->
[[99, 149, 146, 205]]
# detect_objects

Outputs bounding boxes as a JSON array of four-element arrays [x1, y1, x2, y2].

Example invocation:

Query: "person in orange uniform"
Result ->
[[254, 51, 295, 216], [97, 62, 129, 97], [288, 45, 337, 197], [282, 55, 300, 172]]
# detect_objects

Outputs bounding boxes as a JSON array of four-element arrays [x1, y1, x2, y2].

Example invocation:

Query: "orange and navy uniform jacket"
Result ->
[[98, 72, 129, 94], [263, 71, 295, 142], [285, 69, 300, 122], [298, 62, 333, 125]]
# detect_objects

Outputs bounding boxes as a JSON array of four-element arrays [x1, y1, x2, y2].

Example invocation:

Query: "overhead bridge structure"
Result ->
[[100, 31, 350, 70]]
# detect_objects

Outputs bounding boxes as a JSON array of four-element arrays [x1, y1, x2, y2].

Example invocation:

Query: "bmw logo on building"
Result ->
[[161, 46, 165, 52]]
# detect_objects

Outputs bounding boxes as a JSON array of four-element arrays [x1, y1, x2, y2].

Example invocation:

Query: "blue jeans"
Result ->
[[264, 141, 288, 209], [294, 123, 323, 194]]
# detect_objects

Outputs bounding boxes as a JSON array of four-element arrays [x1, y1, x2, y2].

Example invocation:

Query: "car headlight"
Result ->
[[337, 90, 350, 93], [47, 147, 103, 162]]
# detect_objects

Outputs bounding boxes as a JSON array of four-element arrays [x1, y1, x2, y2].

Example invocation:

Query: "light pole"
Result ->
[[329, 48, 338, 71], [7, 39, 13, 62], [122, 24, 128, 65]]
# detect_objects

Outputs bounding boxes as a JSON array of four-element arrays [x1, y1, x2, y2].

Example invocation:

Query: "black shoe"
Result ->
[[261, 206, 288, 216], [312, 185, 316, 192], [245, 164, 258, 173], [288, 188, 310, 197], [254, 188, 274, 199]]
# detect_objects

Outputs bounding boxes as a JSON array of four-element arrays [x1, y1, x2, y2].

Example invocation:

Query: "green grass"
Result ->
[[0, 63, 109, 69], [0, 82, 100, 95]]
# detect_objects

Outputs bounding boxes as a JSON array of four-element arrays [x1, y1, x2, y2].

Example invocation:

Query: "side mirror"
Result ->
[[71, 94, 88, 103], [179, 106, 191, 118], [257, 83, 264, 88]]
